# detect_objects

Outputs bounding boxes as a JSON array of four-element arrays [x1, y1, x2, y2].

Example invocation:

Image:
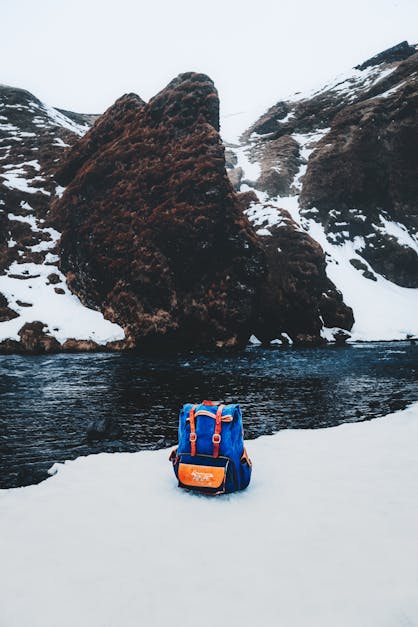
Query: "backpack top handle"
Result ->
[[202, 400, 223, 406]]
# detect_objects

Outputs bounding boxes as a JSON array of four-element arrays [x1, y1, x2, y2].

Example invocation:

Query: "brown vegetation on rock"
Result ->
[[53, 73, 266, 350], [242, 46, 418, 289], [18, 322, 61, 354], [61, 339, 100, 352]]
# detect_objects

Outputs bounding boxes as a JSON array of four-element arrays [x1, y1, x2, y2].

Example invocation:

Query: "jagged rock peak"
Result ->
[[0, 84, 42, 107], [355, 40, 417, 71], [147, 72, 220, 132], [53, 72, 265, 350], [55, 92, 145, 186]]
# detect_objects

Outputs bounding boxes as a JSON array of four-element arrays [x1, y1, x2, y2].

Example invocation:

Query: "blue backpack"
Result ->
[[169, 400, 252, 495]]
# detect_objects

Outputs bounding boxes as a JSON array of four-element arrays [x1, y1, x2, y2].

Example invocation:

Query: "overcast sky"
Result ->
[[2, 0, 418, 130]]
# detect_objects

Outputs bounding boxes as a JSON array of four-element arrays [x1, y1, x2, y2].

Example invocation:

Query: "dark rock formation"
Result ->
[[0, 84, 91, 274], [87, 417, 122, 441], [18, 321, 61, 354], [0, 338, 21, 354], [0, 322, 61, 354], [300, 52, 418, 286], [239, 44, 418, 289], [253, 135, 300, 197], [0, 86, 85, 200], [4, 42, 416, 351], [47, 273, 61, 285], [239, 193, 354, 344], [62, 338, 100, 352], [53, 73, 266, 350], [56, 108, 99, 127], [355, 41, 416, 71], [55, 93, 145, 186], [0, 293, 18, 322]]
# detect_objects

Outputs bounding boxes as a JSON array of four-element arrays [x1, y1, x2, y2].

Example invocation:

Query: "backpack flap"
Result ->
[[172, 453, 237, 495]]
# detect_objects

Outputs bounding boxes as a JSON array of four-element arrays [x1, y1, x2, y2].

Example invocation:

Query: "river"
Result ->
[[0, 342, 417, 488]]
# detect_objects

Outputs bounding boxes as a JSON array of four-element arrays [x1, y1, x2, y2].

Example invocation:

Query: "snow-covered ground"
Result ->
[[308, 220, 418, 341], [0, 92, 125, 346], [0, 202, 125, 345], [1, 403, 417, 627]]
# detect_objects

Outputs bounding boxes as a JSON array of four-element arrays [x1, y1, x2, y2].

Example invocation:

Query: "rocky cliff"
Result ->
[[1, 41, 417, 351], [239, 191, 353, 345], [0, 85, 124, 352], [52, 73, 266, 350], [226, 41, 418, 341]]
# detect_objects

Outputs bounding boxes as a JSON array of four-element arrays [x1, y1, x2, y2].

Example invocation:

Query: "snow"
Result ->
[[0, 121, 19, 133], [53, 137, 71, 148], [221, 61, 398, 145], [320, 325, 347, 342], [244, 199, 288, 234], [307, 219, 418, 341], [18, 131, 36, 138], [278, 110, 295, 123], [0, 260, 125, 344], [232, 145, 261, 182], [281, 332, 293, 345], [220, 101, 272, 144], [7, 212, 39, 229], [372, 80, 407, 99], [2, 165, 50, 196], [0, 207, 124, 345], [1, 402, 417, 627], [287, 64, 396, 104], [41, 102, 89, 136], [0, 97, 124, 347], [248, 334, 261, 345], [230, 53, 418, 343], [378, 216, 418, 254]]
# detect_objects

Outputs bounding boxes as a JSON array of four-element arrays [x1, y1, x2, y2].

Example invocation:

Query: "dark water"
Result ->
[[0, 343, 417, 489]]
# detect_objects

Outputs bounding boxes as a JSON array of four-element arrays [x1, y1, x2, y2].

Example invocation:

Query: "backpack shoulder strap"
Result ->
[[189, 404, 198, 456], [212, 404, 224, 458]]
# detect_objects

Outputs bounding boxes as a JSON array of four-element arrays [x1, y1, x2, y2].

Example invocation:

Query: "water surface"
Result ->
[[0, 343, 417, 488]]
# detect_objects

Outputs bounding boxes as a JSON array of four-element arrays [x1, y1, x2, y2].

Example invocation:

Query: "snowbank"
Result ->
[[0, 93, 125, 347], [307, 220, 418, 341], [0, 206, 125, 345], [1, 403, 418, 627]]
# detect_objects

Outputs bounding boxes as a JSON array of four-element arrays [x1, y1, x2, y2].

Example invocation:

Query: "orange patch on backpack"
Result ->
[[178, 463, 226, 489]]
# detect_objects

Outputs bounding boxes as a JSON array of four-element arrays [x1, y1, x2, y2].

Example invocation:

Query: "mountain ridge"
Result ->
[[0, 42, 417, 352], [226, 40, 418, 342]]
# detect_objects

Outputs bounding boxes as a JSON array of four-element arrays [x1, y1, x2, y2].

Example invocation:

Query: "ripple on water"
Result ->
[[0, 343, 417, 488]]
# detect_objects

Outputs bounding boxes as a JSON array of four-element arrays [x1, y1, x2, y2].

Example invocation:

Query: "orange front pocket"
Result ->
[[178, 463, 226, 489]]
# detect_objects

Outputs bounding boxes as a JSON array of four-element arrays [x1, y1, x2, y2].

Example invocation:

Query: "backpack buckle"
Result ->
[[212, 433, 221, 444], [189, 433, 197, 442]]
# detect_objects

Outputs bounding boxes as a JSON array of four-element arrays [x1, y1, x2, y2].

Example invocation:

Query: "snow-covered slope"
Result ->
[[2, 42, 418, 350], [223, 42, 418, 342], [1, 402, 417, 627], [0, 85, 124, 350]]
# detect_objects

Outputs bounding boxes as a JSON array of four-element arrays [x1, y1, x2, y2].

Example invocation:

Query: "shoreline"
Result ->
[[0, 336, 416, 356]]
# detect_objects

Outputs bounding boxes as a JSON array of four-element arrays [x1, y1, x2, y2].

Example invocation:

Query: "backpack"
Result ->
[[169, 400, 252, 495]]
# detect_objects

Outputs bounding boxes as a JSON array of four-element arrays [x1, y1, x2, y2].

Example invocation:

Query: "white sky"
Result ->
[[2, 0, 418, 132]]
